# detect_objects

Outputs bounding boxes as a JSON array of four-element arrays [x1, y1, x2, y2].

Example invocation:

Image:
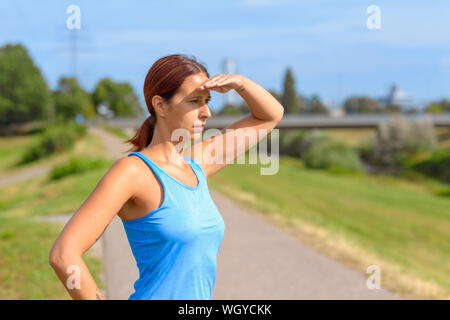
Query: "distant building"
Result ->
[[324, 100, 344, 117], [379, 83, 418, 112], [221, 58, 240, 107], [330, 107, 345, 117], [98, 104, 115, 119]]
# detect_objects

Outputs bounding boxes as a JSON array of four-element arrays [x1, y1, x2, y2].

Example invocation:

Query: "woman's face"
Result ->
[[165, 72, 212, 141]]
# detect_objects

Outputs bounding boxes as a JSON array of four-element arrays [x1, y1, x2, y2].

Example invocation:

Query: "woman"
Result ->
[[49, 54, 284, 300]]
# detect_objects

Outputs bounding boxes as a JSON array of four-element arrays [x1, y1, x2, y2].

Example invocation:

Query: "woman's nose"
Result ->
[[201, 104, 212, 119]]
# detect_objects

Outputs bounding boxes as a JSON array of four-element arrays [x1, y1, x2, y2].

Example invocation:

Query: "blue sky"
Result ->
[[1, 0, 449, 112]]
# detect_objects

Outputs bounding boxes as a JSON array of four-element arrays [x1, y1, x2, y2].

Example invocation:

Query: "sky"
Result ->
[[1, 0, 450, 112]]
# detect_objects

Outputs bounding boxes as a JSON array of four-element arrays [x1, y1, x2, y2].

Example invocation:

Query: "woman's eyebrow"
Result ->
[[188, 95, 211, 99]]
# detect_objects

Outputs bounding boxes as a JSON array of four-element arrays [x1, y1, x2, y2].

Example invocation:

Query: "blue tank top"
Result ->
[[121, 152, 226, 300]]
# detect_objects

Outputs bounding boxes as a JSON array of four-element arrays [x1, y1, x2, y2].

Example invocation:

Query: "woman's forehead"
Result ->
[[178, 74, 210, 97]]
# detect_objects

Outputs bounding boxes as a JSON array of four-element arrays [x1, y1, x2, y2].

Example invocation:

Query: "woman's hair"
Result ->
[[125, 54, 210, 152]]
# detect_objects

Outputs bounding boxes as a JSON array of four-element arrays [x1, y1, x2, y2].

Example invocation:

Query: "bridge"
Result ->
[[88, 113, 450, 130]]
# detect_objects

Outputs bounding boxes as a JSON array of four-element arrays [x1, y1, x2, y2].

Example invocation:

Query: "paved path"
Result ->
[[0, 163, 53, 188], [211, 190, 400, 299], [89, 125, 402, 300]]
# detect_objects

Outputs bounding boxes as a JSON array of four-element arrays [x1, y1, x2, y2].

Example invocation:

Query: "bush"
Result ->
[[298, 129, 335, 158], [410, 148, 450, 183], [303, 139, 364, 173], [277, 129, 336, 159], [278, 130, 309, 157], [20, 121, 87, 164], [50, 156, 111, 180], [363, 116, 437, 168]]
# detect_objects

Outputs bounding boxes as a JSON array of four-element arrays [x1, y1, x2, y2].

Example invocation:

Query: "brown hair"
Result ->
[[125, 54, 210, 152]]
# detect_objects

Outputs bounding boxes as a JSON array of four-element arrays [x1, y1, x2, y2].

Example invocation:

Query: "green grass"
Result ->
[[0, 129, 110, 299], [0, 165, 113, 219], [208, 154, 450, 299], [98, 123, 130, 140], [0, 215, 103, 299], [0, 126, 106, 178], [0, 134, 41, 173]]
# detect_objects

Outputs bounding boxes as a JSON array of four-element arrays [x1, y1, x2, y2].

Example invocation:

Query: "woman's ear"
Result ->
[[152, 95, 168, 118]]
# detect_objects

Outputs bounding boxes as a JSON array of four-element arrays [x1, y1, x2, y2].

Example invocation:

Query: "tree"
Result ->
[[53, 77, 95, 120], [343, 96, 385, 114], [218, 103, 244, 115], [386, 104, 402, 114], [424, 102, 443, 113], [0, 43, 50, 125], [298, 95, 307, 112], [92, 78, 144, 117], [424, 99, 450, 113], [281, 68, 301, 114], [306, 94, 329, 114]]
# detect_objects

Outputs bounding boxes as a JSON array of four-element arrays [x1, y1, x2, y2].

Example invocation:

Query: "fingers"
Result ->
[[201, 74, 225, 88]]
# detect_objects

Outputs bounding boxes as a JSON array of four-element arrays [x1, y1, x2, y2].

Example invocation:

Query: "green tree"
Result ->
[[92, 78, 143, 117], [343, 96, 385, 114], [386, 104, 402, 114], [282, 68, 301, 114], [424, 99, 450, 113], [219, 103, 242, 116], [53, 77, 95, 121], [306, 94, 329, 114], [0, 43, 50, 125]]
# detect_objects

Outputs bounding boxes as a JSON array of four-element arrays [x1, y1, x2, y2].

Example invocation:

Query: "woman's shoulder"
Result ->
[[115, 155, 162, 199]]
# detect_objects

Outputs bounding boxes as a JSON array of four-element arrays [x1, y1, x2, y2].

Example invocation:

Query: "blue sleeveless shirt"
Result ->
[[121, 152, 226, 300]]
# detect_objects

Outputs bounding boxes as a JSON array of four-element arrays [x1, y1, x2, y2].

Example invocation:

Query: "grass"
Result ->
[[0, 128, 110, 299], [208, 153, 450, 299], [321, 128, 376, 147], [0, 134, 41, 173], [0, 215, 103, 299], [0, 126, 106, 179], [98, 123, 131, 140], [0, 165, 113, 219]]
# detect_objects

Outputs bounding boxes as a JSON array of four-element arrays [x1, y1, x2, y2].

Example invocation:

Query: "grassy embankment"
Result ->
[[0, 127, 113, 299]]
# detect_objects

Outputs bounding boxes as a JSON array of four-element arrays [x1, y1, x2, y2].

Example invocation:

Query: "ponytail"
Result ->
[[125, 114, 157, 152]]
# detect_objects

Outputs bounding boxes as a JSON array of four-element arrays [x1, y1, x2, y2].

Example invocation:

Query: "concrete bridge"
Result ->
[[86, 113, 450, 130]]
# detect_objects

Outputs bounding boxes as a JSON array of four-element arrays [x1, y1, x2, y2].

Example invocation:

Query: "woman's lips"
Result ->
[[193, 125, 204, 132]]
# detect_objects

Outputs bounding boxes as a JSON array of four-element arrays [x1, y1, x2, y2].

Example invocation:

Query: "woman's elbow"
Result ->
[[49, 245, 76, 269]]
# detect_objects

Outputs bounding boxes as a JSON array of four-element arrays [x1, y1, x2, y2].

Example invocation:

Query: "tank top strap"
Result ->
[[183, 156, 207, 182], [127, 152, 167, 180]]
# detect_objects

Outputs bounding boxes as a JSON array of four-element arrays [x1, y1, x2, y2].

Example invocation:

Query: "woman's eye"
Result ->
[[190, 100, 211, 104]]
